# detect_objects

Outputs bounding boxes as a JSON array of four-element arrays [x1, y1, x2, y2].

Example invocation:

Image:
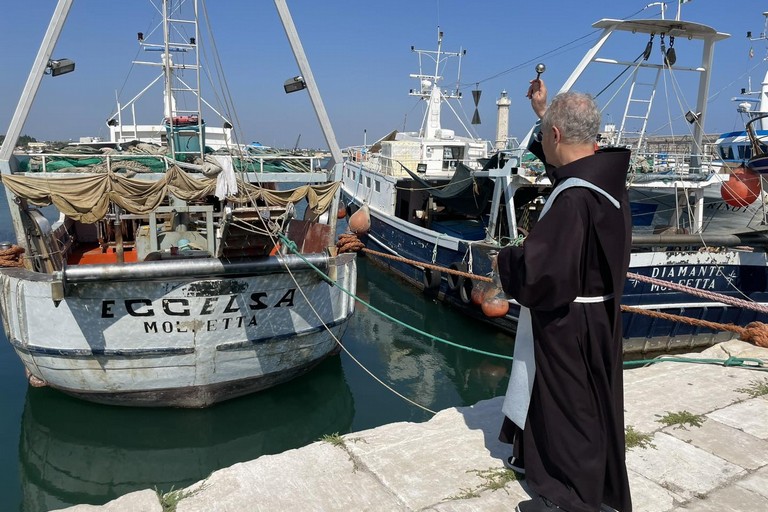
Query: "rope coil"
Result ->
[[0, 245, 25, 268], [336, 232, 366, 253]]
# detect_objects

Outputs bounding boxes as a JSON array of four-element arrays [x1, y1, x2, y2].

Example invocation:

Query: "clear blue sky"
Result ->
[[0, 0, 766, 149]]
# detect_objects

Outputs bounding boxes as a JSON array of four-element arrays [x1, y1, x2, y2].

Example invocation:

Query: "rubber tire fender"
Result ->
[[447, 262, 467, 292], [459, 274, 473, 304], [422, 267, 442, 292]]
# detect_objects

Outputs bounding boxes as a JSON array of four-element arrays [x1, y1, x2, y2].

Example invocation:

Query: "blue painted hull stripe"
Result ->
[[9, 340, 194, 358], [9, 317, 347, 357]]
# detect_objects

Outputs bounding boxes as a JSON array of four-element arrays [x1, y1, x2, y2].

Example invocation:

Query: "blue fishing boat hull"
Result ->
[[346, 198, 768, 354]]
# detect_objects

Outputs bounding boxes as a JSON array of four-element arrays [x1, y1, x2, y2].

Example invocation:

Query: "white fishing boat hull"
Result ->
[[0, 0, 356, 408], [0, 254, 356, 407]]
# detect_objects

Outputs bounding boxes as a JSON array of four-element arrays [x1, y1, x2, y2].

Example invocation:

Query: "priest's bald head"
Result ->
[[539, 92, 601, 168]]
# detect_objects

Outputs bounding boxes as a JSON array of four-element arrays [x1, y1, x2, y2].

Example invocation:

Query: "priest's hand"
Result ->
[[526, 78, 547, 119]]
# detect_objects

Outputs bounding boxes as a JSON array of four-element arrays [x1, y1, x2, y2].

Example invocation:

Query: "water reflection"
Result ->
[[10, 256, 515, 511], [18, 356, 354, 511], [352, 257, 514, 415]]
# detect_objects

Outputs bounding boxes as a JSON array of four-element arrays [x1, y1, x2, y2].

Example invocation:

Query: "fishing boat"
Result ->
[[714, 12, 768, 171], [0, 0, 356, 407], [342, 5, 768, 354]]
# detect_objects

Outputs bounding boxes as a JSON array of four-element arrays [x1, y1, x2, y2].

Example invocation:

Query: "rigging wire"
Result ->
[[280, 238, 768, 378], [457, 5, 649, 90]]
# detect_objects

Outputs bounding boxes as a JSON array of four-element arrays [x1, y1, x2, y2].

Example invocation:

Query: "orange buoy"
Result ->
[[348, 204, 371, 234], [721, 166, 761, 207], [337, 204, 347, 219], [481, 296, 510, 318]]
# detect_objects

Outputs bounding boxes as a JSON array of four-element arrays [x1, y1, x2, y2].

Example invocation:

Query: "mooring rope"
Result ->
[[621, 305, 768, 348], [336, 233, 492, 283], [286, 234, 513, 361], [278, 235, 438, 414], [335, 232, 768, 350], [623, 355, 766, 370], [278, 231, 766, 415]]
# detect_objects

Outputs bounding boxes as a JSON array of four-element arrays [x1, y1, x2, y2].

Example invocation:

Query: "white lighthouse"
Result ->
[[495, 90, 511, 150]]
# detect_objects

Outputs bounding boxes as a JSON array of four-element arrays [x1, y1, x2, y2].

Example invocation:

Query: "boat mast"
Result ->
[[273, 0, 343, 239], [0, 0, 73, 253], [0, 0, 72, 170], [426, 29, 445, 139], [162, 0, 176, 156], [409, 29, 464, 140], [747, 12, 768, 130], [274, 0, 342, 169], [159, 0, 204, 160], [537, 17, 727, 173]]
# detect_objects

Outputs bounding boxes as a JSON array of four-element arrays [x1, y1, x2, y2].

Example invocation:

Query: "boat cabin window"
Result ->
[[374, 180, 381, 192], [366, 176, 371, 188], [442, 146, 464, 170], [358, 172, 363, 184], [738, 144, 750, 160]]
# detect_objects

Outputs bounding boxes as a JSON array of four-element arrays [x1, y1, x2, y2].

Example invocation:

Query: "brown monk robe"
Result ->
[[497, 140, 633, 512]]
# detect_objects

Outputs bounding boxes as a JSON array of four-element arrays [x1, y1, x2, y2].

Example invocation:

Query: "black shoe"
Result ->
[[503, 455, 525, 474], [515, 496, 561, 512]]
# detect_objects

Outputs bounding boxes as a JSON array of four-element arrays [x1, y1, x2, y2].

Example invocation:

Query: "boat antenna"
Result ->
[[674, 0, 685, 21], [744, 12, 768, 129], [645, 2, 666, 20], [435, 28, 442, 80], [292, 133, 301, 153]]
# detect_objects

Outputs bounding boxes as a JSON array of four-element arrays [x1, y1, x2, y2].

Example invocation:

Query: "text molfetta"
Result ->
[[646, 265, 737, 291]]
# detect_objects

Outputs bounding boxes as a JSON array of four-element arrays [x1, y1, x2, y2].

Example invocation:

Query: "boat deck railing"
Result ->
[[630, 149, 721, 175], [14, 151, 327, 178], [347, 152, 482, 177]]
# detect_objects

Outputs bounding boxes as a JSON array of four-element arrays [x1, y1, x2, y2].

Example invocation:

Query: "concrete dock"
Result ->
[[56, 340, 768, 512]]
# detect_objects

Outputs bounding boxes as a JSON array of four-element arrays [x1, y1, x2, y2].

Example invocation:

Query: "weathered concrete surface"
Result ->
[[53, 340, 768, 512], [55, 490, 162, 512]]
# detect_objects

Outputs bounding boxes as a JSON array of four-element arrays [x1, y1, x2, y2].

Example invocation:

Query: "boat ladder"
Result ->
[[617, 67, 661, 151]]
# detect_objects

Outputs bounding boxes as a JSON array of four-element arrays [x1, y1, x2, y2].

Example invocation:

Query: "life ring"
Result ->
[[422, 267, 442, 292], [459, 275, 474, 304], [447, 262, 467, 291]]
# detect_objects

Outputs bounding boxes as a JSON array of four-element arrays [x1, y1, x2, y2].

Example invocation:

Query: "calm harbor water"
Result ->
[[0, 203, 514, 511]]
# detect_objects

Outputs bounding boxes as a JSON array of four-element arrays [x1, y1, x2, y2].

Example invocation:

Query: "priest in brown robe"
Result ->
[[496, 79, 633, 512]]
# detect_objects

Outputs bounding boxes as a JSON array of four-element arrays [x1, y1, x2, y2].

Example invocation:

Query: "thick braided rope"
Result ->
[[0, 245, 25, 268], [338, 234, 768, 312], [361, 247, 493, 283], [334, 233, 768, 347]]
